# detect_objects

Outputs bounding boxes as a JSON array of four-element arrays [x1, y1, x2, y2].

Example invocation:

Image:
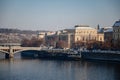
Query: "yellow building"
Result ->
[[97, 33, 104, 42], [74, 25, 97, 42]]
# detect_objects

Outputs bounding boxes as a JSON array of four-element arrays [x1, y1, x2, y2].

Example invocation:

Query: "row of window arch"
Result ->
[[76, 36, 96, 41], [75, 31, 96, 34]]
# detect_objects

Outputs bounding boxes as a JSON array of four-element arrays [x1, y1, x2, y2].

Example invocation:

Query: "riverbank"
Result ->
[[81, 51, 120, 62], [20, 50, 120, 62]]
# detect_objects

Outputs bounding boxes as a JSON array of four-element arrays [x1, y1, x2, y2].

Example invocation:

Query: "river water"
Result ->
[[0, 53, 120, 80]]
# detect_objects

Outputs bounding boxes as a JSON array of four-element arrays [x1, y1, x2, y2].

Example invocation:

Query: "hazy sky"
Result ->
[[0, 0, 120, 31]]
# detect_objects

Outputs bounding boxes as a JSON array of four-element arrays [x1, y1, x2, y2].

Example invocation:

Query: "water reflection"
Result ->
[[114, 64, 120, 80], [0, 55, 120, 80]]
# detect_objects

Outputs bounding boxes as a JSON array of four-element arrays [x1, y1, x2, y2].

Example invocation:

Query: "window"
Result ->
[[83, 37, 84, 41], [77, 37, 79, 41], [100, 37, 102, 41], [113, 29, 115, 32], [118, 29, 120, 32]]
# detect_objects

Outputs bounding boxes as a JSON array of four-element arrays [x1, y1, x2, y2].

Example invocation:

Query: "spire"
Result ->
[[97, 24, 100, 30]]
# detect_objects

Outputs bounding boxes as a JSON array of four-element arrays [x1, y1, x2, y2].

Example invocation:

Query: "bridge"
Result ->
[[0, 43, 41, 58]]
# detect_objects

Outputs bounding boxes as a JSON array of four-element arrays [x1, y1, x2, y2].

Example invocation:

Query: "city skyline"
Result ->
[[0, 0, 120, 31]]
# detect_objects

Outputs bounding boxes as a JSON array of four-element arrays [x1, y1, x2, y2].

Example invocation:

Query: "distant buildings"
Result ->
[[1, 20, 120, 49], [58, 30, 74, 48], [45, 32, 59, 47], [43, 29, 74, 48], [0, 33, 21, 43], [38, 24, 113, 49], [0, 29, 38, 43]]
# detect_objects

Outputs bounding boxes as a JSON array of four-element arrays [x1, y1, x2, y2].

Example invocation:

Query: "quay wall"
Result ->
[[81, 52, 120, 61]]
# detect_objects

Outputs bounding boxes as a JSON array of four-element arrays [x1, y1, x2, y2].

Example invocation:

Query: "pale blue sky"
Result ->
[[0, 0, 120, 31]]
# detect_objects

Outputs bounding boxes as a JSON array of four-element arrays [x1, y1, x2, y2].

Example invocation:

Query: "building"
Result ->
[[113, 20, 120, 41], [74, 25, 97, 42], [59, 31, 74, 48], [97, 33, 104, 42], [97, 27, 104, 42], [37, 32, 46, 39], [113, 20, 120, 47], [44, 24, 116, 49], [45, 33, 59, 47], [104, 27, 113, 42], [45, 29, 74, 49], [97, 26, 114, 42]]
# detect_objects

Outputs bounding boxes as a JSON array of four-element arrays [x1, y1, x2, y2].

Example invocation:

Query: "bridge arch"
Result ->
[[14, 49, 40, 54], [0, 50, 9, 54], [0, 46, 41, 58]]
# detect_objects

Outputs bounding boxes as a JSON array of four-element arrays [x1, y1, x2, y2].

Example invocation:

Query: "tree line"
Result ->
[[21, 37, 44, 47], [21, 37, 120, 50]]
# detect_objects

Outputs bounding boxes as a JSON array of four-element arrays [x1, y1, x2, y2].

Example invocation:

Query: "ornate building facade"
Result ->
[[74, 25, 97, 42]]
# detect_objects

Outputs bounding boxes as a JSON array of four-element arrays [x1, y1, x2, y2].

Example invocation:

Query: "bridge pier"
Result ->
[[5, 53, 14, 58], [9, 53, 14, 58], [8, 46, 14, 58]]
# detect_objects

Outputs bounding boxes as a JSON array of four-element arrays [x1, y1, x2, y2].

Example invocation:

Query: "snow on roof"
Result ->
[[98, 28, 104, 33], [104, 28, 113, 32], [104, 27, 112, 29], [113, 20, 120, 27]]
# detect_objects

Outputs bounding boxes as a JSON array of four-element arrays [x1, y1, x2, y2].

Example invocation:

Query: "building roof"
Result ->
[[75, 25, 89, 27], [75, 25, 96, 30], [113, 20, 120, 27], [63, 29, 75, 33], [98, 28, 104, 33], [104, 28, 113, 33], [98, 27, 113, 33]]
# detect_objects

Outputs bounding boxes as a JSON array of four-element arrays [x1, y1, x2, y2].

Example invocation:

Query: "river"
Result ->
[[0, 53, 120, 80]]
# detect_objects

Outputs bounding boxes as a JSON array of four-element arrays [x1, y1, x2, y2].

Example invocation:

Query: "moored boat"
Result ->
[[38, 50, 81, 60]]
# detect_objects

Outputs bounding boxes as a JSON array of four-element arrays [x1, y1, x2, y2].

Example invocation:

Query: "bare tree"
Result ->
[[21, 37, 44, 47]]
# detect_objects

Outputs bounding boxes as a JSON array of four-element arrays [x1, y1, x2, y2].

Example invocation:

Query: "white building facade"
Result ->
[[74, 25, 97, 42]]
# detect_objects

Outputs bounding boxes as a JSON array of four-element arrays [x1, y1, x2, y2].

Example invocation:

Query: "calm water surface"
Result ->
[[0, 53, 120, 80]]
